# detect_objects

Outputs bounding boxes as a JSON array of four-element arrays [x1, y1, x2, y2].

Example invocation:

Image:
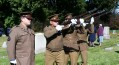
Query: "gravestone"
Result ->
[[2, 33, 47, 54], [112, 30, 116, 34], [103, 26, 110, 39], [117, 44, 119, 46], [2, 41, 7, 48], [105, 47, 113, 51], [35, 33, 46, 54]]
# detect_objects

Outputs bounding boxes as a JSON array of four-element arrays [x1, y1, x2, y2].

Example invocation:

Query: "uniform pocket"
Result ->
[[18, 33, 28, 42]]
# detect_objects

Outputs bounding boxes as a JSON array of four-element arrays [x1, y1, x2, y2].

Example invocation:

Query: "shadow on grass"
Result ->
[[67, 61, 79, 65], [87, 42, 100, 47], [115, 51, 119, 53], [55, 61, 80, 65], [94, 43, 99, 46]]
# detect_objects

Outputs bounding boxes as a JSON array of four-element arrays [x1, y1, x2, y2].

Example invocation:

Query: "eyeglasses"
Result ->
[[51, 20, 58, 22], [26, 18, 32, 20]]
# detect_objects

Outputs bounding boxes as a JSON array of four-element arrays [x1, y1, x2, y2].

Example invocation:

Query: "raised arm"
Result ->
[[44, 26, 58, 38]]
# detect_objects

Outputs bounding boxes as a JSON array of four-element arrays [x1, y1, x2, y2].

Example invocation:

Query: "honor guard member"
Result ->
[[76, 18, 94, 65], [62, 13, 79, 65], [7, 12, 35, 65], [44, 14, 65, 65]]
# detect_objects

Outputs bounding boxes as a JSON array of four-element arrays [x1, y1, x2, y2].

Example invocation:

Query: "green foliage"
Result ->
[[110, 21, 119, 30], [76, 0, 87, 13], [32, 21, 43, 32], [4, 15, 15, 28], [92, 0, 117, 10], [0, 0, 118, 31]]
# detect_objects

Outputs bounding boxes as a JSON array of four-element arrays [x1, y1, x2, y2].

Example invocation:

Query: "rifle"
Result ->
[[81, 9, 110, 23], [61, 8, 111, 25]]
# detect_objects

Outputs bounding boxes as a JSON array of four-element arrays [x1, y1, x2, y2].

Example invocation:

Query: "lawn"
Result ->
[[0, 31, 119, 65]]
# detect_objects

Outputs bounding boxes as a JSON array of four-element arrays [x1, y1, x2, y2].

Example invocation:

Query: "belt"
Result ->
[[77, 40, 87, 43]]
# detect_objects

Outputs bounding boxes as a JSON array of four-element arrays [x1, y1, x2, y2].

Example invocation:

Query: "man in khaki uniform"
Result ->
[[76, 18, 94, 65], [44, 14, 65, 65], [7, 12, 35, 65], [63, 14, 79, 65]]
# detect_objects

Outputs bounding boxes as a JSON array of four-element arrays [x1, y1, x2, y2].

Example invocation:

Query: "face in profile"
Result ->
[[21, 17, 32, 26], [50, 20, 58, 26]]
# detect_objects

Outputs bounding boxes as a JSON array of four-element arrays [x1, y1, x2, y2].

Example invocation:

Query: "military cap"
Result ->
[[20, 11, 33, 20], [49, 14, 59, 22], [65, 13, 73, 20]]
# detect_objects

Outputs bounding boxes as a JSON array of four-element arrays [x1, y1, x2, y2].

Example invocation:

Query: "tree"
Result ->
[[0, 0, 118, 32]]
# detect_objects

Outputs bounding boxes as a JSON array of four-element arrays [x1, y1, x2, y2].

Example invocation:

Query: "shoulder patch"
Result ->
[[8, 25, 19, 35]]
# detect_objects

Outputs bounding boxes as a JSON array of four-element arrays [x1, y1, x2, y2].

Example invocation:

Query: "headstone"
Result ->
[[117, 44, 119, 46], [2, 33, 47, 54], [103, 26, 110, 39], [112, 30, 116, 34], [2, 41, 7, 48], [105, 47, 113, 51], [35, 33, 46, 54]]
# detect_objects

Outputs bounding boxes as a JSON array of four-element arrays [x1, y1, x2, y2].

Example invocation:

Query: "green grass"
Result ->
[[1, 32, 119, 65], [0, 36, 9, 65]]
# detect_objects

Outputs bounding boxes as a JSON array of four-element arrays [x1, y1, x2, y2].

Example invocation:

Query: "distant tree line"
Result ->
[[0, 0, 118, 32]]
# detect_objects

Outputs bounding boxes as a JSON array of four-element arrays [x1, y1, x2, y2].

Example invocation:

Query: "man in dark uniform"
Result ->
[[7, 12, 35, 65], [63, 14, 79, 65], [44, 14, 65, 65], [76, 18, 94, 65]]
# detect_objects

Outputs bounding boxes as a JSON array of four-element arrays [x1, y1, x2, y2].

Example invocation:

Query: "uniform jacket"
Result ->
[[7, 24, 35, 65], [76, 24, 94, 51], [63, 24, 79, 51], [76, 24, 94, 42], [44, 25, 63, 51]]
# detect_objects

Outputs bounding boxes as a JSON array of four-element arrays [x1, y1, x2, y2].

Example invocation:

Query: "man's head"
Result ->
[[99, 24, 102, 27], [62, 13, 73, 25], [49, 14, 59, 26], [65, 13, 72, 20], [20, 12, 33, 26]]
